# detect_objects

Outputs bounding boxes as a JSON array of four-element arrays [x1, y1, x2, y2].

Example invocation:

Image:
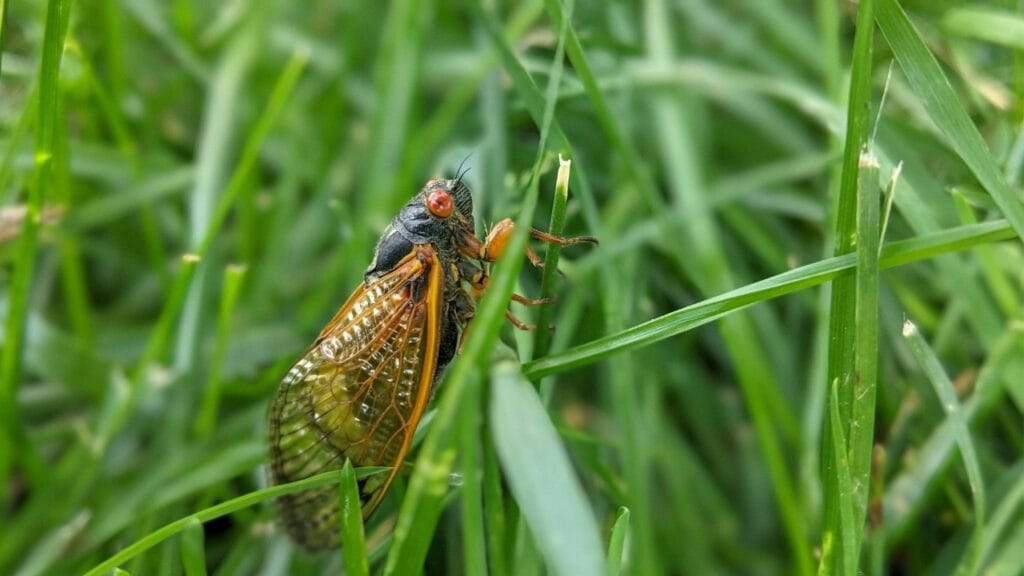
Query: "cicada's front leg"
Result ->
[[465, 218, 597, 267], [458, 218, 597, 332]]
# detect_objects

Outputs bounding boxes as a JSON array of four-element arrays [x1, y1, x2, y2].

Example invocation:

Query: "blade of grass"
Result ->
[[530, 155, 572, 361], [483, 420, 509, 576], [607, 507, 630, 576], [876, 0, 1024, 241], [882, 324, 1020, 543], [82, 467, 388, 576], [846, 150, 881, 568], [10, 510, 89, 576], [978, 466, 1024, 571], [194, 264, 247, 438], [180, 518, 206, 576], [980, 518, 1024, 576], [951, 191, 1019, 317], [941, 7, 1024, 51], [0, 89, 35, 207], [828, 378, 856, 576], [134, 255, 201, 378], [0, 0, 74, 493], [523, 219, 1015, 380], [400, 0, 543, 187], [339, 460, 369, 576], [56, 234, 93, 346], [196, 49, 308, 256], [459, 345, 487, 576], [490, 345, 606, 576], [173, 18, 259, 372], [363, 0, 425, 215], [902, 320, 986, 575], [121, 0, 208, 83], [821, 0, 876, 571], [0, 0, 9, 79]]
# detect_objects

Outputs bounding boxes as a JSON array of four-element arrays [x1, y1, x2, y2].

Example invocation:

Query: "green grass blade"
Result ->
[[490, 346, 606, 576], [530, 155, 572, 361], [173, 19, 259, 372], [847, 150, 881, 565], [197, 49, 308, 256], [459, 351, 488, 576], [902, 321, 986, 576], [135, 255, 201, 377], [195, 264, 247, 438], [339, 460, 369, 576], [606, 507, 630, 576], [0, 0, 73, 491], [0, 0, 9, 79], [363, 0, 426, 214], [828, 378, 856, 576], [876, 0, 1024, 240], [83, 467, 387, 576], [524, 220, 1014, 380], [483, 428, 509, 576], [821, 0, 876, 571], [882, 325, 1020, 543], [122, 0, 208, 83], [180, 518, 206, 576], [978, 467, 1024, 571], [942, 7, 1024, 51]]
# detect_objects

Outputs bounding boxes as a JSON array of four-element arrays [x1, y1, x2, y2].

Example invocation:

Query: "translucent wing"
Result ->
[[268, 247, 443, 550]]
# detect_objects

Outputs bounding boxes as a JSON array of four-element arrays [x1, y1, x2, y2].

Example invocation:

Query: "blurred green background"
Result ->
[[1, 0, 1023, 574]]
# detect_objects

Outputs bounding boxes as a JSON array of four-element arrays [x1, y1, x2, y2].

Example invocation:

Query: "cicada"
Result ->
[[267, 176, 594, 550]]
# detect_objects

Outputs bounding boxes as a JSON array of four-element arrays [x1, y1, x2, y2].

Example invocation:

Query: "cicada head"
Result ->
[[367, 178, 476, 279]]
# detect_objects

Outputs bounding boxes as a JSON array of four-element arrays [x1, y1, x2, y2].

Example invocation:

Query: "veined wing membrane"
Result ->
[[268, 247, 443, 550]]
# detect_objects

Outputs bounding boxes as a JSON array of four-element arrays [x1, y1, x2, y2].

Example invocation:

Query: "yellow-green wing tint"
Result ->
[[268, 247, 443, 550]]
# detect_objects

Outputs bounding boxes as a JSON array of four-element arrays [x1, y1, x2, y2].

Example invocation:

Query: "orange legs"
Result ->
[[460, 218, 597, 332]]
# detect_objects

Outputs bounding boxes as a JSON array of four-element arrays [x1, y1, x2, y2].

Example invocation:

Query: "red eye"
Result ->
[[426, 189, 453, 218]]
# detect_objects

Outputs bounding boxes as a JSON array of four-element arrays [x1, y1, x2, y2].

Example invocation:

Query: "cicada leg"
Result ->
[[468, 218, 597, 265], [458, 218, 595, 332]]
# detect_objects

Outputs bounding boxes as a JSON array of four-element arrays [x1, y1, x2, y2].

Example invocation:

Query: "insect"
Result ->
[[267, 175, 595, 550]]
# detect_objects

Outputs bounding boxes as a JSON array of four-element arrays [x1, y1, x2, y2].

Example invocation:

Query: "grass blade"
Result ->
[[490, 346, 606, 576], [820, 0, 876, 571], [828, 378, 856, 576], [876, 0, 1024, 240], [523, 220, 1014, 380], [195, 264, 247, 438], [846, 150, 881, 565], [339, 460, 369, 576], [607, 507, 630, 576], [530, 155, 572, 361], [197, 49, 309, 255], [180, 517, 206, 576], [902, 321, 986, 575], [882, 325, 1020, 543], [0, 0, 73, 491], [83, 467, 388, 576], [942, 7, 1024, 51], [459, 348, 487, 576]]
